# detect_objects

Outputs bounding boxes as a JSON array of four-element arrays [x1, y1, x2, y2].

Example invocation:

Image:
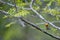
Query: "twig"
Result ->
[[36, 21, 60, 25], [0, 0, 31, 10]]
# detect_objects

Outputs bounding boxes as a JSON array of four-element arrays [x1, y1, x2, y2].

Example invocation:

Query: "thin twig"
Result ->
[[36, 21, 60, 25]]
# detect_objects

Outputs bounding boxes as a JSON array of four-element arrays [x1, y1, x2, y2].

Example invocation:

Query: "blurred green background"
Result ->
[[0, 0, 60, 40]]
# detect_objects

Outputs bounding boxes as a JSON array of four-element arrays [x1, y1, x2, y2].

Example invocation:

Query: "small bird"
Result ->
[[45, 22, 50, 30]]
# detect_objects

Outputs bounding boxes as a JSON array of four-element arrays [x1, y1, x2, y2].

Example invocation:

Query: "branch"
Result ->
[[20, 17, 60, 40], [36, 21, 60, 25], [0, 0, 31, 10], [30, 0, 60, 30], [0, 10, 60, 40]]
